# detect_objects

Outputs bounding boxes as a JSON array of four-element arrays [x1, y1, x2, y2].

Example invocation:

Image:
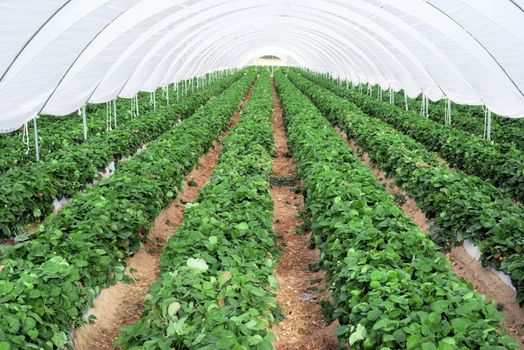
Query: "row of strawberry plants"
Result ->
[[0, 71, 242, 239], [287, 71, 524, 306], [118, 72, 278, 350], [0, 71, 256, 349], [0, 81, 174, 172], [299, 70, 524, 203], [389, 90, 524, 152], [334, 81, 524, 152], [275, 71, 517, 349], [319, 78, 524, 152]]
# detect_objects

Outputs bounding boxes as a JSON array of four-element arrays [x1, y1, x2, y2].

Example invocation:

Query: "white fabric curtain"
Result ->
[[0, 0, 523, 132]]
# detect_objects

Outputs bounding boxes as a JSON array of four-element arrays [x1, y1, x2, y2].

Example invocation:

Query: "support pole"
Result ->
[[484, 108, 492, 140], [448, 99, 452, 125], [82, 105, 87, 140], [22, 122, 30, 154], [425, 95, 429, 117], [106, 102, 111, 131], [113, 100, 117, 129], [135, 94, 139, 117], [420, 94, 425, 116], [404, 91, 409, 111], [153, 91, 157, 111], [444, 98, 452, 125], [33, 117, 40, 161]]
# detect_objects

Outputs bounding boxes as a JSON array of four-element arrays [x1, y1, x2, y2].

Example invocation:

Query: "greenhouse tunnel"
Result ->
[[1, 1, 524, 349]]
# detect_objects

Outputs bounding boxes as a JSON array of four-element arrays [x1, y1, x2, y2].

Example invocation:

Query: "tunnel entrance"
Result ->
[[256, 55, 285, 66]]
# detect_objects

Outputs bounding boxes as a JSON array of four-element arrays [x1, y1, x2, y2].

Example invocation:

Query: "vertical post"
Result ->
[[33, 117, 40, 161], [166, 85, 170, 105], [425, 95, 429, 117], [447, 99, 451, 125], [113, 99, 117, 129], [444, 98, 452, 125], [487, 109, 491, 141], [484, 108, 492, 140], [153, 91, 157, 111], [135, 94, 139, 117], [82, 105, 87, 140], [176, 82, 179, 100], [23, 122, 30, 154], [106, 102, 111, 131], [404, 91, 409, 111]]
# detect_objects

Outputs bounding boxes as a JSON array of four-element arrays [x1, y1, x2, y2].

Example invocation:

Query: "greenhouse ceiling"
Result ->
[[0, 0, 523, 132]]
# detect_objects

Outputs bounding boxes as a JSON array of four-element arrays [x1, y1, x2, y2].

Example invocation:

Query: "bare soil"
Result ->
[[271, 81, 339, 350], [334, 126, 524, 348], [72, 86, 254, 350]]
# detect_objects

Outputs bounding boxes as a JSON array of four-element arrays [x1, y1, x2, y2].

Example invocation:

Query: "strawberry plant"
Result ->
[[118, 72, 278, 349], [387, 88, 524, 152], [275, 71, 517, 349], [0, 71, 256, 349], [0, 72, 243, 238], [288, 70, 524, 306], [299, 70, 524, 203], [0, 75, 202, 173]]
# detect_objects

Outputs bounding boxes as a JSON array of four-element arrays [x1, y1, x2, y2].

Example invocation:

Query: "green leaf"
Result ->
[[421, 343, 438, 350], [167, 323, 176, 337], [27, 329, 39, 340], [335, 325, 349, 336], [235, 222, 249, 231], [373, 318, 390, 330], [33, 208, 41, 218], [393, 329, 406, 343], [51, 332, 68, 347], [407, 335, 421, 350], [348, 324, 367, 346], [0, 341, 10, 350], [168, 302, 181, 317], [218, 271, 232, 286], [438, 339, 456, 350], [268, 275, 278, 290], [186, 258, 209, 273], [208, 235, 218, 246]]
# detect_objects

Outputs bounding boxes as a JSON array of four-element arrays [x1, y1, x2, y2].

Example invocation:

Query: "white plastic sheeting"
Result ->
[[0, 0, 523, 132]]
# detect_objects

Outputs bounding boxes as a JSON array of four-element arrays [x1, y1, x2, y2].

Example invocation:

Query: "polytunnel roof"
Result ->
[[0, 0, 524, 132]]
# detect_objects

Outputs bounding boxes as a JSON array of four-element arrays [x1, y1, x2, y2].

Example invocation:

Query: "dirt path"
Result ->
[[334, 126, 524, 348], [270, 81, 339, 350], [72, 86, 254, 350]]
